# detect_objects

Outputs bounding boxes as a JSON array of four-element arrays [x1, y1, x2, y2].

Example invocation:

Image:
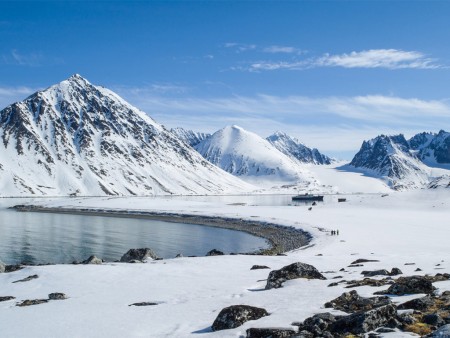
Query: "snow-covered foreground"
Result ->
[[1, 190, 449, 337]]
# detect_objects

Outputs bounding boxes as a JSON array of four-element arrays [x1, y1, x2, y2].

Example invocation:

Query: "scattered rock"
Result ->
[[375, 327, 396, 333], [405, 263, 416, 265], [0, 296, 15, 302], [265, 262, 326, 290], [362, 269, 390, 277], [12, 274, 39, 283], [294, 312, 336, 336], [415, 268, 422, 272], [175, 253, 183, 258], [427, 324, 450, 337], [211, 305, 269, 331], [206, 249, 224, 256], [423, 313, 445, 327], [120, 248, 158, 262], [82, 255, 103, 264], [129, 302, 159, 306], [5, 264, 23, 272], [345, 277, 391, 288], [330, 304, 398, 335], [48, 293, 67, 300], [375, 276, 435, 295], [251, 265, 270, 270], [398, 295, 435, 311], [324, 290, 392, 313], [16, 299, 49, 307], [426, 273, 450, 283], [246, 327, 296, 338], [390, 268, 403, 276], [348, 264, 364, 267], [351, 258, 380, 264]]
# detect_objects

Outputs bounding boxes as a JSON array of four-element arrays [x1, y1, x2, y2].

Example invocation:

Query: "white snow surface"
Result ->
[[1, 190, 449, 337]]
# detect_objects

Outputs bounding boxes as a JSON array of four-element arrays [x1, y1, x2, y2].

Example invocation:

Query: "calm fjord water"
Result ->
[[0, 199, 270, 264]]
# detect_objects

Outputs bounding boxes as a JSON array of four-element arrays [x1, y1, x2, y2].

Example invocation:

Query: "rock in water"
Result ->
[[265, 262, 326, 290], [206, 249, 224, 256], [377, 276, 435, 295], [48, 293, 67, 300], [324, 290, 392, 313], [211, 305, 269, 331], [120, 248, 157, 262], [82, 255, 103, 264], [246, 327, 297, 338]]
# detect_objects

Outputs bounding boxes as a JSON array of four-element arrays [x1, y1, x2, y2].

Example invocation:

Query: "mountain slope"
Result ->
[[0, 75, 252, 196], [266, 131, 333, 165], [170, 127, 211, 147], [194, 125, 317, 187], [349, 133, 449, 190]]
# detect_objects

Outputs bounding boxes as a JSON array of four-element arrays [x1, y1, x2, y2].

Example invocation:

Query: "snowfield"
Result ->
[[1, 189, 449, 337]]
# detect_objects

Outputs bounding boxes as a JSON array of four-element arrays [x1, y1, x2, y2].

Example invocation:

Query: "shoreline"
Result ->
[[12, 205, 312, 256]]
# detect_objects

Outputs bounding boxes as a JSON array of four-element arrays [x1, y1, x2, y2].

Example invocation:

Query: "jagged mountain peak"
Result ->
[[0, 77, 252, 196], [266, 131, 332, 165]]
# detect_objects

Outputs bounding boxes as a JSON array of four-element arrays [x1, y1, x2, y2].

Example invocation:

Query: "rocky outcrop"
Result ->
[[376, 276, 435, 295], [324, 290, 392, 313], [361, 268, 403, 277], [211, 305, 269, 331], [246, 327, 296, 338], [0, 296, 15, 302], [250, 265, 270, 270], [82, 255, 103, 264], [428, 324, 450, 337], [120, 248, 157, 262], [398, 295, 435, 311], [265, 262, 326, 290], [206, 249, 224, 256]]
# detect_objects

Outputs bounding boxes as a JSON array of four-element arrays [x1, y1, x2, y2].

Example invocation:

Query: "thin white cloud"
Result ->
[[263, 45, 299, 54], [0, 86, 37, 109], [224, 42, 257, 52], [247, 49, 441, 71]]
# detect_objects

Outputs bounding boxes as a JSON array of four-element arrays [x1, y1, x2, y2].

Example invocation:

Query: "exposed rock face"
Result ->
[[82, 255, 103, 264], [246, 327, 296, 338], [120, 248, 158, 262], [324, 290, 392, 313], [265, 262, 326, 290], [206, 249, 224, 256], [398, 295, 435, 311], [330, 304, 398, 335], [48, 293, 67, 300], [377, 276, 435, 295], [211, 305, 269, 331]]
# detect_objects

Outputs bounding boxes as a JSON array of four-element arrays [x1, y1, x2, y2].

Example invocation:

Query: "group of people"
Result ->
[[331, 229, 339, 236]]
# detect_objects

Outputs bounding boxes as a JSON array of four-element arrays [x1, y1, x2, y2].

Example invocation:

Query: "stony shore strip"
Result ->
[[11, 205, 312, 255]]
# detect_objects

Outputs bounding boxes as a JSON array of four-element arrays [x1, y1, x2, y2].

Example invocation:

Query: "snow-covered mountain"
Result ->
[[409, 130, 450, 169], [194, 125, 318, 187], [0, 75, 253, 196], [349, 133, 450, 190], [266, 131, 333, 165], [170, 127, 211, 147]]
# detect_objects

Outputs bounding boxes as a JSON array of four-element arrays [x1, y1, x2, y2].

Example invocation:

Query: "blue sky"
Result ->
[[1, 1, 450, 159]]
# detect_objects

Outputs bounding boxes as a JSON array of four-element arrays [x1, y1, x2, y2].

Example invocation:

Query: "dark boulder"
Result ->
[[390, 267, 403, 276], [5, 264, 24, 272], [120, 248, 157, 262], [0, 296, 15, 302], [16, 299, 49, 307], [206, 249, 224, 256], [48, 293, 67, 300], [351, 259, 380, 264], [376, 276, 435, 295], [324, 290, 391, 313], [398, 295, 435, 311], [362, 269, 390, 277], [82, 255, 103, 264], [295, 312, 336, 336], [251, 265, 270, 270], [330, 304, 398, 335], [265, 262, 326, 290], [212, 305, 269, 331], [423, 313, 446, 327], [246, 327, 296, 338]]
